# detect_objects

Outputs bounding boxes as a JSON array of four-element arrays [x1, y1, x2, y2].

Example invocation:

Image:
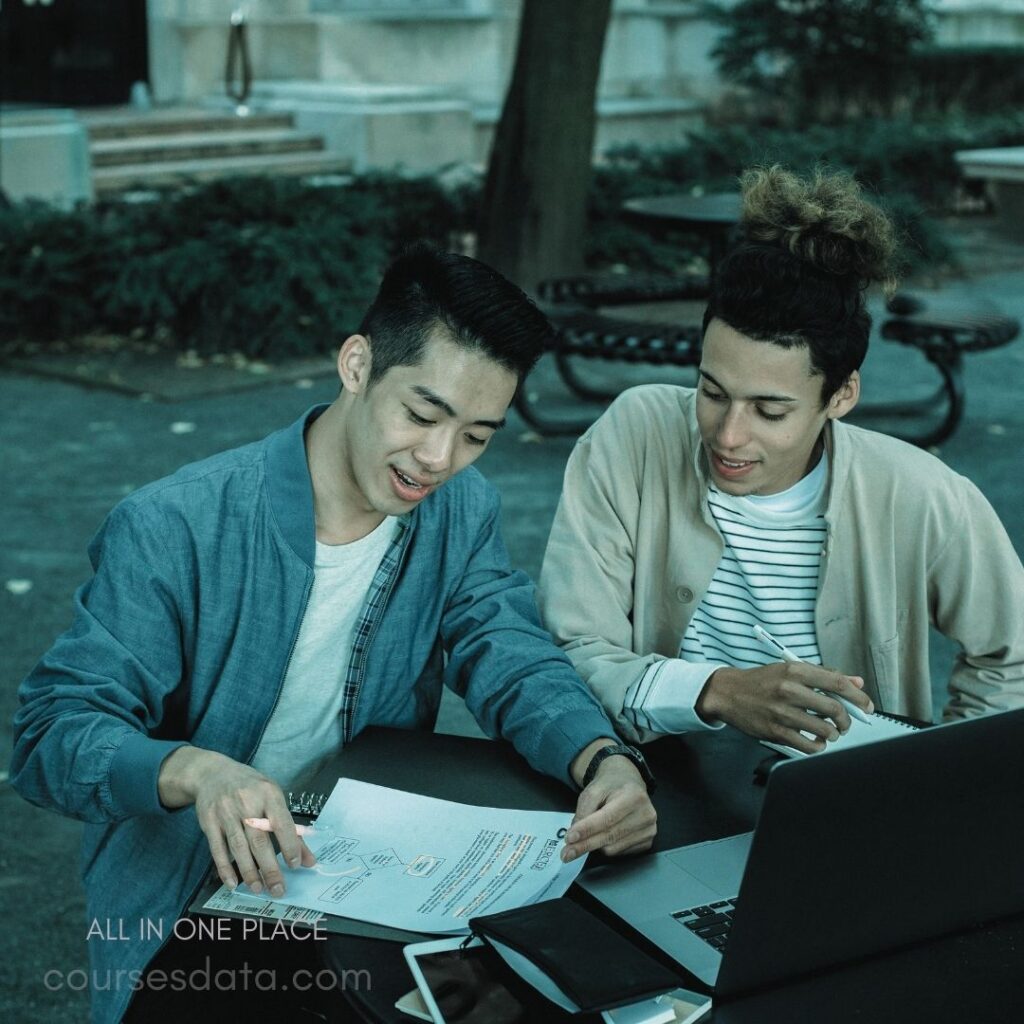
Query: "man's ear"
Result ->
[[337, 335, 372, 395], [826, 371, 860, 421]]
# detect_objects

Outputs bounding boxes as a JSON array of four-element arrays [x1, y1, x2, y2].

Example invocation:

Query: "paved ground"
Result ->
[[1, 220, 1022, 1022]]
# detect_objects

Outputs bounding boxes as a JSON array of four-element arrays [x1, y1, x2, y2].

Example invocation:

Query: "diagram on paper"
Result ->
[[312, 835, 446, 904]]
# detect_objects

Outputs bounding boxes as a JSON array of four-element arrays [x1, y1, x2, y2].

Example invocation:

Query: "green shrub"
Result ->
[[0, 173, 468, 357], [343, 173, 472, 255], [3, 110, 1020, 355], [0, 202, 109, 342], [104, 218, 384, 358], [707, 3, 1024, 123], [705, 0, 934, 124], [899, 45, 1024, 117], [598, 112, 1024, 268]]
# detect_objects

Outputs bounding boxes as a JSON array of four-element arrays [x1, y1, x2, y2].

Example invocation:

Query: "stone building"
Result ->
[[0, 0, 1020, 202]]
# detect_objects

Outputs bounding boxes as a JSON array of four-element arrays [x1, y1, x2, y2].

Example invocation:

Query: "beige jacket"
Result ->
[[538, 385, 1024, 744]]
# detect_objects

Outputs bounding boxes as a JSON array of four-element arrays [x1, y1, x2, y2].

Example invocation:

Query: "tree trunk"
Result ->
[[476, 0, 613, 293]]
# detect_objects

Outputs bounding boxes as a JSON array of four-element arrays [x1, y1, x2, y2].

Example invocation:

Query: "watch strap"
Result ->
[[582, 742, 656, 793]]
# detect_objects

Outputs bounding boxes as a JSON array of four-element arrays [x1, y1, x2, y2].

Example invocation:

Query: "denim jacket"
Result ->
[[11, 406, 613, 1022]]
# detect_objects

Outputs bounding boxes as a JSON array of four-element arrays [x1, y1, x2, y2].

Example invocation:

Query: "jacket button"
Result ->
[[675, 586, 694, 603]]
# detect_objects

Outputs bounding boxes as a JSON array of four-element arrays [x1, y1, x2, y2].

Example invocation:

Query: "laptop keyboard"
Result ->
[[672, 898, 738, 951]]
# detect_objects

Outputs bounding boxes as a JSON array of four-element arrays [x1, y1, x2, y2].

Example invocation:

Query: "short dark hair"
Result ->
[[359, 243, 554, 385], [703, 166, 900, 404]]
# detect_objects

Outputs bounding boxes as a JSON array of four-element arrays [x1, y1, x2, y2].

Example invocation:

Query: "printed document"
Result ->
[[205, 779, 584, 933]]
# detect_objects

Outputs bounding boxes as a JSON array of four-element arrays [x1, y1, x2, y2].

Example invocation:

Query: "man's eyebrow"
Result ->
[[409, 385, 506, 430], [699, 369, 797, 404]]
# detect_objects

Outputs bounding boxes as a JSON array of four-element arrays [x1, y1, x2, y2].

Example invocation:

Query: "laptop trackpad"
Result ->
[[665, 832, 754, 897]]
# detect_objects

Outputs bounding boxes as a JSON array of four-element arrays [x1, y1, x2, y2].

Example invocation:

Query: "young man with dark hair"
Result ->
[[11, 246, 656, 1023], [539, 167, 1024, 753]]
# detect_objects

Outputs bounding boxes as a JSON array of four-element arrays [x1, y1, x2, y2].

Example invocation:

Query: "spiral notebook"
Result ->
[[761, 710, 921, 759]]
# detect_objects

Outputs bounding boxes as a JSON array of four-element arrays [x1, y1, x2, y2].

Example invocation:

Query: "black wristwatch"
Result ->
[[582, 742, 656, 794]]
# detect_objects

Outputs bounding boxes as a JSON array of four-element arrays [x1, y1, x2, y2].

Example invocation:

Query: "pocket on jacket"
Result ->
[[869, 634, 900, 712]]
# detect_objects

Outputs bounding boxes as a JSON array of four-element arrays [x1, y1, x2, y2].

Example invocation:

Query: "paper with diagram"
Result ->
[[204, 778, 584, 933]]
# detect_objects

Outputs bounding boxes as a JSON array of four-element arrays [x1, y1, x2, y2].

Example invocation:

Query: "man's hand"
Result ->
[[561, 740, 657, 863], [158, 746, 316, 896], [696, 662, 874, 754]]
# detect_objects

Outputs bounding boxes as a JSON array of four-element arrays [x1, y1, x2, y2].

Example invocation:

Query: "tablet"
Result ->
[[403, 935, 574, 1024]]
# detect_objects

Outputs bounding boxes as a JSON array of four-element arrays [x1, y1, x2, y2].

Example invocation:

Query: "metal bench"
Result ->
[[514, 272, 710, 435], [871, 296, 1020, 448], [537, 272, 710, 308], [517, 286, 1019, 446], [515, 307, 702, 435]]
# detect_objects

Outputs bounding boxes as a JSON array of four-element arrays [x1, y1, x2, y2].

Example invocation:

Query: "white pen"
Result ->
[[243, 817, 329, 837], [751, 624, 873, 726]]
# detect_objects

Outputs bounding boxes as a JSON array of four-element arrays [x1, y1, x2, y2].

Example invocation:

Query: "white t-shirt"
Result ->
[[250, 516, 398, 791]]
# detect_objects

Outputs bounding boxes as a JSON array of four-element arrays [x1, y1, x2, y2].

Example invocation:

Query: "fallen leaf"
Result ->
[[176, 350, 204, 369]]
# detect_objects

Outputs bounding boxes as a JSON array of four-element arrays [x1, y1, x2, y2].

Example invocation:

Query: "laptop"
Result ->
[[578, 707, 1024, 997]]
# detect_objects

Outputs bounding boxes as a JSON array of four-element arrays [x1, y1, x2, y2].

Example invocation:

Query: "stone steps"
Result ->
[[90, 128, 325, 167], [82, 109, 295, 141], [80, 107, 351, 194], [92, 150, 352, 193]]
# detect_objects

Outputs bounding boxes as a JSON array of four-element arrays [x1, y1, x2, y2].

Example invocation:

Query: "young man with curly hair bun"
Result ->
[[538, 166, 1024, 753]]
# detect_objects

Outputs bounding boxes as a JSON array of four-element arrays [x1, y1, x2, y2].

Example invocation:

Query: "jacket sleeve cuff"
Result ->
[[539, 709, 622, 788], [108, 732, 190, 818]]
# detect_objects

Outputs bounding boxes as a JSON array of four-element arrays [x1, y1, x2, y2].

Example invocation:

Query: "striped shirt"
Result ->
[[624, 453, 828, 734]]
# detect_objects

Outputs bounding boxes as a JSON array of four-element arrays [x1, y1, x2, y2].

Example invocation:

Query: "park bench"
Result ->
[[877, 295, 1020, 447], [515, 278, 1019, 448]]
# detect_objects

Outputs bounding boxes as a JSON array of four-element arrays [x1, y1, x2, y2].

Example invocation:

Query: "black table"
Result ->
[[311, 727, 1024, 1023], [623, 192, 742, 272]]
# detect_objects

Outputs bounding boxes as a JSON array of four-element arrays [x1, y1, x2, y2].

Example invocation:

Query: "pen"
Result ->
[[751, 624, 873, 726], [243, 817, 327, 837]]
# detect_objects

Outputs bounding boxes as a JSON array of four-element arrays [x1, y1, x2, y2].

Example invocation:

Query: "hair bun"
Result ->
[[740, 165, 899, 290]]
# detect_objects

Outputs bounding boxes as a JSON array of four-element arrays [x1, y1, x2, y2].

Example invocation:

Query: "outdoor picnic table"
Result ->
[[526, 191, 1019, 447], [623, 191, 742, 271]]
